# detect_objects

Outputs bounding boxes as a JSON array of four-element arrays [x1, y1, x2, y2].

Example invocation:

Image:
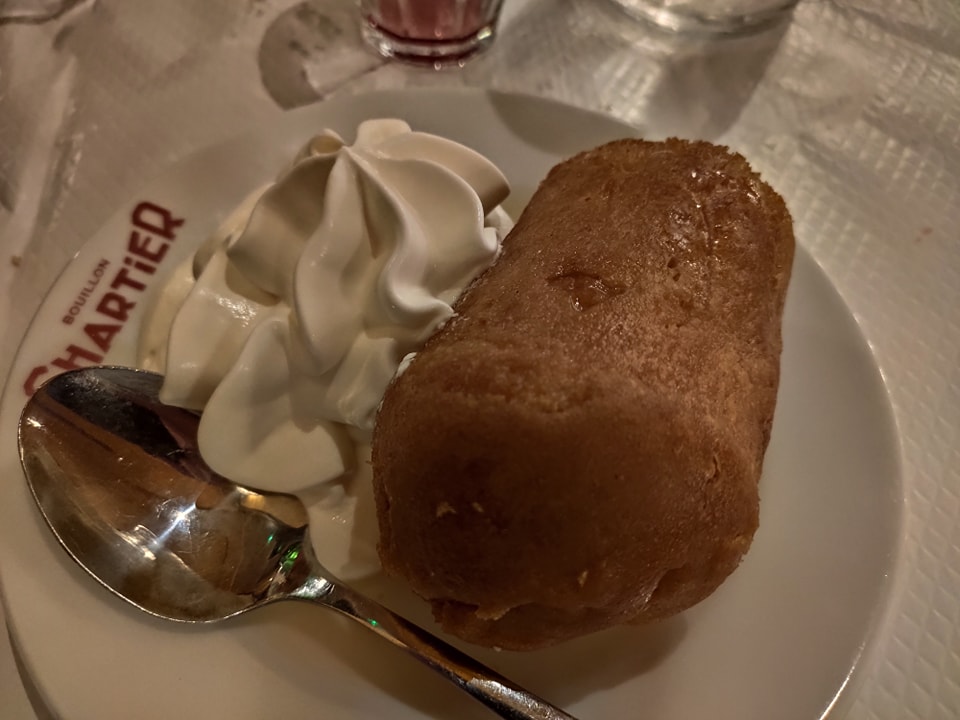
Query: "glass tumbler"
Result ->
[[607, 0, 800, 34], [360, 0, 506, 66]]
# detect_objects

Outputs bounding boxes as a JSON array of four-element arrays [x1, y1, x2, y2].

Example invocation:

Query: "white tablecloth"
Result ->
[[1, 1, 958, 717]]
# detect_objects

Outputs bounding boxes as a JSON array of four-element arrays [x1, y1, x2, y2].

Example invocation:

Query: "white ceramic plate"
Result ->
[[0, 89, 902, 720]]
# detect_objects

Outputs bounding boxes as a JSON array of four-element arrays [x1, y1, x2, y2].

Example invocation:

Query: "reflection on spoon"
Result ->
[[18, 366, 577, 720]]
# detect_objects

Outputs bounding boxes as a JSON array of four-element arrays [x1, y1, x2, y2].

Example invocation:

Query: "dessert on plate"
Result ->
[[373, 138, 794, 649], [139, 118, 512, 495], [141, 124, 794, 651]]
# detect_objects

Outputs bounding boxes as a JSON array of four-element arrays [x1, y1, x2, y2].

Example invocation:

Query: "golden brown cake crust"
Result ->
[[371, 138, 795, 650]]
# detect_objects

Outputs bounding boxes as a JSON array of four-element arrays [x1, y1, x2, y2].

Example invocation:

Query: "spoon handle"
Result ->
[[303, 581, 578, 720]]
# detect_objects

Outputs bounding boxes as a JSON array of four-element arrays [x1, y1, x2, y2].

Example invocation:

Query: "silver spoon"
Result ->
[[18, 365, 576, 720]]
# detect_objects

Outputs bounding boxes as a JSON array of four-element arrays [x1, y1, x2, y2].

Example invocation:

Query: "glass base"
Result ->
[[607, 0, 798, 35], [361, 19, 498, 67]]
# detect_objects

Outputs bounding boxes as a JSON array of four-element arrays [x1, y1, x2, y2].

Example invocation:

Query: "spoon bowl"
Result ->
[[19, 366, 576, 720]]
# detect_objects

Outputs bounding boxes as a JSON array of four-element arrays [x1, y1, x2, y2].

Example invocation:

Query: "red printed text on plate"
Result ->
[[22, 201, 185, 397]]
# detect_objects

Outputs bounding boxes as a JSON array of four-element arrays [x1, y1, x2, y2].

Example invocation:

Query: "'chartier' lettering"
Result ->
[[24, 200, 186, 396]]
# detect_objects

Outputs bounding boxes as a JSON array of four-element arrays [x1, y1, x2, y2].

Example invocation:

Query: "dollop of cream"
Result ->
[[140, 119, 511, 498]]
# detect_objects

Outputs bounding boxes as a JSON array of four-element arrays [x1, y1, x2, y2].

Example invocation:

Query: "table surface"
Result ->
[[1, 1, 959, 718]]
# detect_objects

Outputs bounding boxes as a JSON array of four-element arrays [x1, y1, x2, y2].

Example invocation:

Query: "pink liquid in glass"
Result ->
[[362, 0, 505, 63], [374, 0, 494, 41]]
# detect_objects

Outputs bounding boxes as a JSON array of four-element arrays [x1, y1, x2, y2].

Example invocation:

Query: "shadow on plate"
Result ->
[[233, 579, 686, 718]]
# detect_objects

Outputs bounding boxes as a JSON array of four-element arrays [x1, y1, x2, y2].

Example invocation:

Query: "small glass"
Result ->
[[607, 0, 800, 35], [360, 0, 506, 66]]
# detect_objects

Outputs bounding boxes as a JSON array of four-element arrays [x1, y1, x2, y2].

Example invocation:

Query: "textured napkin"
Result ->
[[1, 1, 958, 718]]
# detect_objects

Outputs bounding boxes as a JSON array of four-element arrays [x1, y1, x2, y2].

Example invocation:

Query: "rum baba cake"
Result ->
[[371, 138, 795, 650]]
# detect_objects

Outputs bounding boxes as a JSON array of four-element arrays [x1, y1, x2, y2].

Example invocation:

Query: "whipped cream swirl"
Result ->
[[144, 119, 510, 492]]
